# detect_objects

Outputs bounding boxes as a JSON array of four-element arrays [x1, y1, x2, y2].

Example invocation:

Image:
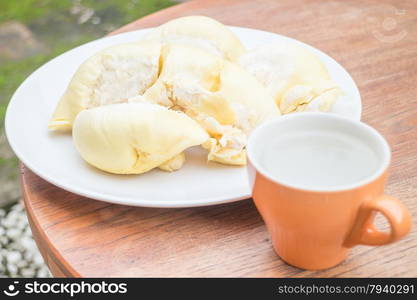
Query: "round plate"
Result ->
[[5, 27, 361, 208]]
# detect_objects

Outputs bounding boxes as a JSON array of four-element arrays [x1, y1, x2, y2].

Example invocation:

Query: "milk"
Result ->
[[260, 131, 380, 189]]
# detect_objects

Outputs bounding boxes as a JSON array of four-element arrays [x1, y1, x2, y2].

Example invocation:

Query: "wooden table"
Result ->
[[22, 0, 417, 277]]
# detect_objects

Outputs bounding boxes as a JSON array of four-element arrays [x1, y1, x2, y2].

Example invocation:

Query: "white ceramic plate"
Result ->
[[5, 27, 361, 208]]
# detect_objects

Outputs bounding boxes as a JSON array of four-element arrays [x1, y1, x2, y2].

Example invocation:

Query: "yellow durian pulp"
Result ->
[[49, 17, 295, 170], [239, 42, 342, 114], [72, 103, 209, 174], [143, 44, 280, 166], [49, 40, 162, 131], [143, 15, 245, 62]]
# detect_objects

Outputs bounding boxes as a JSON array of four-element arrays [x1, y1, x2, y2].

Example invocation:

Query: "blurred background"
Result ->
[[0, 0, 182, 278]]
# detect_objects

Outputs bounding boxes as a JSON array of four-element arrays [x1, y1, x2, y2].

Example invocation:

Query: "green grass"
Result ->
[[0, 0, 72, 23], [0, 0, 174, 24], [0, 0, 175, 164]]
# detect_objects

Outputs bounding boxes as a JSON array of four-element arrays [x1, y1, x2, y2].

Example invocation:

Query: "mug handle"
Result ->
[[345, 195, 411, 247]]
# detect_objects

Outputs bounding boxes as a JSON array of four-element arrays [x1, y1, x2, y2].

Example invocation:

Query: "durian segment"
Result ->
[[72, 103, 209, 174], [144, 44, 279, 165], [49, 41, 162, 131], [216, 61, 281, 131], [239, 42, 342, 114], [143, 44, 236, 125], [158, 152, 185, 172], [143, 15, 245, 62]]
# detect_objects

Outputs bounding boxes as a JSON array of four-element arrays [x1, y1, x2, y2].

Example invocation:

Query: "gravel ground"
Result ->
[[0, 202, 50, 277]]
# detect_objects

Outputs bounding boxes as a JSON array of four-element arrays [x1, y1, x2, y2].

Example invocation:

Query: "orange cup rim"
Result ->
[[247, 113, 391, 193]]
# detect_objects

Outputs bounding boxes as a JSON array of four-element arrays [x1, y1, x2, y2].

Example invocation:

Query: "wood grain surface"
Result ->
[[22, 0, 417, 277]]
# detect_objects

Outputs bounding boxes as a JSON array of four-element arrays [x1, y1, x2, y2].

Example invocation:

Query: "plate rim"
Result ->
[[5, 26, 361, 208]]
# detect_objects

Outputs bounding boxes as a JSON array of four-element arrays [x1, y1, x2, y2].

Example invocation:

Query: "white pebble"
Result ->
[[7, 210, 20, 221], [24, 251, 34, 259], [16, 259, 27, 268], [21, 268, 35, 278], [16, 219, 28, 230], [6, 251, 21, 264], [1, 218, 13, 228], [21, 236, 36, 250], [6, 228, 21, 240], [0, 236, 8, 245], [36, 268, 50, 278], [24, 227, 32, 236], [33, 253, 45, 266], [11, 203, 23, 211], [7, 263, 18, 275]]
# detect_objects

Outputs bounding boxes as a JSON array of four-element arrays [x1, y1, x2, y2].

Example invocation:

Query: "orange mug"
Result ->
[[247, 113, 411, 270]]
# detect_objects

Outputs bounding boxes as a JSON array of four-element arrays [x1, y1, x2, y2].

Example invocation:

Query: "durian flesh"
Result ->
[[239, 42, 342, 114], [72, 103, 209, 174], [143, 15, 245, 62], [143, 44, 280, 165], [49, 41, 162, 131], [48, 40, 277, 167]]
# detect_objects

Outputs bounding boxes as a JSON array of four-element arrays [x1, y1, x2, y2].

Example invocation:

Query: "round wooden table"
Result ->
[[22, 0, 417, 277]]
